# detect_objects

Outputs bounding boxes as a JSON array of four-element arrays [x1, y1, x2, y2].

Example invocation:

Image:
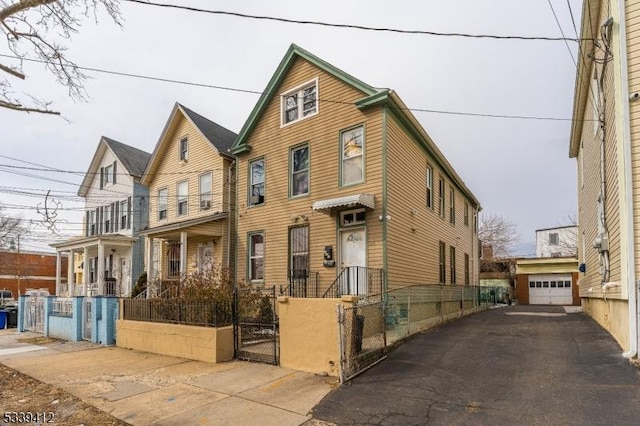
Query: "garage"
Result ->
[[528, 274, 573, 305]]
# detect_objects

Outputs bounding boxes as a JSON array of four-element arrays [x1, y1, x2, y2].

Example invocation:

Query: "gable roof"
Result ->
[[77, 137, 152, 197], [231, 44, 480, 208], [231, 44, 380, 154], [142, 102, 238, 185]]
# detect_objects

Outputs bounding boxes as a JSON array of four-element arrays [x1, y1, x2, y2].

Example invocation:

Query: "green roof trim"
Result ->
[[230, 43, 379, 155]]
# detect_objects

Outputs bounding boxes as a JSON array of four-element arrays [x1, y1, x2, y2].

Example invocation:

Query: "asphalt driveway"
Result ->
[[312, 305, 640, 426]]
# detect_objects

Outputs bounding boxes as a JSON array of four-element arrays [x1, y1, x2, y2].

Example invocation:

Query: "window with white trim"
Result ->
[[464, 202, 469, 226], [549, 232, 559, 245], [426, 165, 433, 209], [289, 226, 309, 277], [290, 144, 309, 197], [449, 187, 455, 225], [179, 137, 188, 161], [249, 158, 265, 206], [104, 164, 113, 185], [199, 172, 212, 211], [341, 125, 364, 186], [89, 210, 97, 236], [104, 204, 112, 233], [249, 232, 265, 281], [281, 80, 317, 125], [177, 181, 188, 216], [158, 188, 168, 220], [438, 178, 445, 218], [120, 200, 128, 229]]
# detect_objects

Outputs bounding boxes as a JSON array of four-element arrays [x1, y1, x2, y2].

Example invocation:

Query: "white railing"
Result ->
[[51, 297, 74, 316]]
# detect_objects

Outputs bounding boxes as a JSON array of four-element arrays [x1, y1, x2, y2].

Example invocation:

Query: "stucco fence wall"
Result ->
[[116, 320, 234, 363]]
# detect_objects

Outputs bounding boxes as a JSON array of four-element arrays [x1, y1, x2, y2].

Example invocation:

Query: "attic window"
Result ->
[[179, 137, 188, 161], [281, 79, 318, 126]]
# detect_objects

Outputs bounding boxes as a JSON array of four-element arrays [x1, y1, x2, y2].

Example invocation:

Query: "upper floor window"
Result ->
[[89, 210, 97, 236], [120, 199, 129, 229], [179, 137, 188, 161], [104, 204, 112, 233], [450, 246, 456, 284], [449, 187, 455, 225], [100, 161, 116, 188], [290, 144, 309, 197], [340, 125, 364, 186], [177, 181, 188, 216], [438, 178, 445, 218], [199, 172, 212, 211], [549, 232, 559, 245], [249, 158, 265, 206], [426, 165, 433, 209], [158, 188, 168, 220], [281, 79, 318, 126], [439, 241, 446, 284], [464, 202, 469, 226]]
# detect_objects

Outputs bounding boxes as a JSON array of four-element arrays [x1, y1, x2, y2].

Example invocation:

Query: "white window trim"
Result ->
[[179, 137, 189, 162], [280, 78, 319, 127], [177, 180, 188, 217], [290, 143, 309, 198], [199, 172, 212, 211], [340, 124, 365, 187], [249, 232, 265, 282], [158, 188, 168, 221], [340, 208, 366, 227], [249, 158, 265, 206], [426, 165, 433, 209]]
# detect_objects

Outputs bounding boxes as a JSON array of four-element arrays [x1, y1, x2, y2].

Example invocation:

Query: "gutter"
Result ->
[[616, 2, 638, 359]]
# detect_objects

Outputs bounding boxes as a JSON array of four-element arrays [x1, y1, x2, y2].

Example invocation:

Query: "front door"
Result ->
[[340, 228, 367, 296]]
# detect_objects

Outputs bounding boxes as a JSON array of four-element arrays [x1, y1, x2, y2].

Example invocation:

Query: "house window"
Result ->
[[158, 188, 168, 220], [120, 200, 128, 229], [179, 137, 188, 161], [282, 79, 318, 125], [341, 125, 364, 186], [438, 178, 445, 218], [104, 204, 112, 233], [104, 164, 113, 185], [249, 158, 265, 206], [464, 202, 469, 226], [100, 161, 117, 189], [289, 226, 309, 277], [549, 233, 559, 245], [198, 243, 214, 274], [464, 253, 470, 285], [426, 165, 433, 209], [341, 209, 366, 227], [290, 144, 309, 197], [249, 233, 265, 281], [177, 181, 188, 216], [450, 246, 456, 284], [449, 187, 455, 225], [89, 258, 97, 283], [439, 241, 446, 284], [199, 172, 212, 211], [89, 210, 97, 236]]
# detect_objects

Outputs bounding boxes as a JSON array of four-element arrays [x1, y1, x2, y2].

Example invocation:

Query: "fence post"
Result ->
[[336, 304, 346, 385], [73, 297, 83, 341], [44, 296, 53, 337]]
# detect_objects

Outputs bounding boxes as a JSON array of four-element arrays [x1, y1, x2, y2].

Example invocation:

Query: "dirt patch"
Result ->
[[0, 364, 129, 425], [16, 337, 61, 345]]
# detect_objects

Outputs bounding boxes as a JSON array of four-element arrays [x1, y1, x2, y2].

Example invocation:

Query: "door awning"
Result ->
[[312, 194, 375, 214]]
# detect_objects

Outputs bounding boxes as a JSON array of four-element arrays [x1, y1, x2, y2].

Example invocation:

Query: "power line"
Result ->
[[547, 0, 577, 67], [122, 0, 587, 43], [0, 53, 587, 122]]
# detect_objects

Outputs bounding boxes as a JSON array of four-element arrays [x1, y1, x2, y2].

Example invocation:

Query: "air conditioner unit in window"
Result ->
[[200, 200, 211, 210]]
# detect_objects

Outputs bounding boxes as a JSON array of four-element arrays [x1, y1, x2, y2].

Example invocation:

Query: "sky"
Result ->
[[1, 0, 581, 255]]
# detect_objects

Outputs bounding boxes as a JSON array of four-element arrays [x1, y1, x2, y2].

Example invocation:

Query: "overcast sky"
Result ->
[[1, 0, 580, 255]]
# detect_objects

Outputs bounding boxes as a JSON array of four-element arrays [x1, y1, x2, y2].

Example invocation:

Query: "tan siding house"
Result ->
[[569, 0, 640, 355], [140, 103, 237, 293], [231, 44, 481, 297]]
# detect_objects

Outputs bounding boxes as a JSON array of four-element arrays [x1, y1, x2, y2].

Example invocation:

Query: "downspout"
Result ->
[[381, 107, 388, 296], [227, 159, 236, 269], [616, 4, 638, 358]]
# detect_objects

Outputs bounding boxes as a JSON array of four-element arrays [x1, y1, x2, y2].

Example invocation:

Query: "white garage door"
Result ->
[[528, 274, 573, 305]]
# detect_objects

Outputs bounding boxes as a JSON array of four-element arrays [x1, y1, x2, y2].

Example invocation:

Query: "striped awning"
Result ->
[[312, 194, 375, 213]]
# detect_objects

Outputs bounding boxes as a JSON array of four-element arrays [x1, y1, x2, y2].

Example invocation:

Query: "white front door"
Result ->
[[340, 228, 367, 296]]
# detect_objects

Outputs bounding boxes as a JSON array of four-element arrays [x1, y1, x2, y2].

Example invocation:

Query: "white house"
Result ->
[[52, 137, 151, 297], [535, 226, 577, 258]]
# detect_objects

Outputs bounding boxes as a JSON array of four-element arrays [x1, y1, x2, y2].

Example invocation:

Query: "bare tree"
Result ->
[[557, 211, 578, 258], [0, 0, 121, 115], [478, 212, 520, 258], [0, 204, 29, 249]]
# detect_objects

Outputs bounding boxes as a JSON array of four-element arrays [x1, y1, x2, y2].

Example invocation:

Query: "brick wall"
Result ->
[[0, 251, 67, 296]]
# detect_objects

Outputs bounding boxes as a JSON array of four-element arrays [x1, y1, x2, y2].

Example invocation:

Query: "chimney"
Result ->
[[482, 245, 494, 260]]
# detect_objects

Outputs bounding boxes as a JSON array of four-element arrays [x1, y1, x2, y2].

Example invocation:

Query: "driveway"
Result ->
[[312, 305, 640, 425]]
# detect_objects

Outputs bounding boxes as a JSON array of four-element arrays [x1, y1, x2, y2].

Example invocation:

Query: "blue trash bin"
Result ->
[[0, 310, 7, 329]]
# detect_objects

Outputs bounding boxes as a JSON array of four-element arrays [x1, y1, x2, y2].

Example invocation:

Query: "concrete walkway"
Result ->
[[0, 331, 336, 425]]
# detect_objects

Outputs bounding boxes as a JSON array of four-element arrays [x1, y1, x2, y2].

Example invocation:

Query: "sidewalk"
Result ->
[[0, 330, 336, 425]]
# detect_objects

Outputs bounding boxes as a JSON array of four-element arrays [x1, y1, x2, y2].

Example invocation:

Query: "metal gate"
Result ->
[[337, 301, 387, 383], [23, 296, 45, 333], [234, 286, 279, 365], [82, 298, 92, 341]]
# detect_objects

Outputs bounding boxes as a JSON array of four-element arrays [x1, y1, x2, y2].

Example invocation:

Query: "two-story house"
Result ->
[[569, 0, 640, 356], [535, 225, 578, 258], [52, 137, 151, 296], [140, 103, 237, 294], [230, 44, 481, 297]]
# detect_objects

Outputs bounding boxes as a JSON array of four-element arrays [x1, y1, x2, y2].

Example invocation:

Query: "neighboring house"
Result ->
[[230, 44, 481, 296], [52, 137, 151, 297], [515, 257, 579, 306], [569, 0, 640, 354], [0, 250, 67, 296], [535, 225, 578, 258], [140, 103, 237, 291]]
